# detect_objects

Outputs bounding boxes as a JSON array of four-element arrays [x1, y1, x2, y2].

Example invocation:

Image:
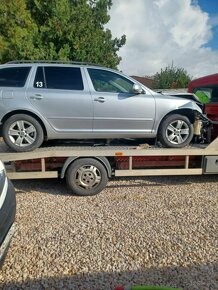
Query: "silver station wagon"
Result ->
[[0, 61, 203, 152]]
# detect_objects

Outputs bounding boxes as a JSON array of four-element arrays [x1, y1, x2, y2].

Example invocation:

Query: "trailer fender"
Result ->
[[60, 156, 112, 179]]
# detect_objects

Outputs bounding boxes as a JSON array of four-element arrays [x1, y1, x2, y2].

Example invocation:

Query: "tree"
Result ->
[[0, 0, 126, 68], [153, 64, 192, 89], [0, 0, 41, 62]]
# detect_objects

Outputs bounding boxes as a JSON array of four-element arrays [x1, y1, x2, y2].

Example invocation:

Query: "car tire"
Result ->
[[158, 114, 194, 148], [2, 114, 44, 152], [66, 158, 108, 196]]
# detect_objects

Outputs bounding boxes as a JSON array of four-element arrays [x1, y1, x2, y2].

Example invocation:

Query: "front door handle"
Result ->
[[30, 94, 44, 100], [94, 97, 105, 103]]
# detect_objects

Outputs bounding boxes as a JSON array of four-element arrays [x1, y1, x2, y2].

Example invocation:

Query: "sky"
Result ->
[[107, 0, 218, 78]]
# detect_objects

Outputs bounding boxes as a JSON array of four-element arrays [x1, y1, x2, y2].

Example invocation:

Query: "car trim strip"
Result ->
[[0, 177, 8, 209]]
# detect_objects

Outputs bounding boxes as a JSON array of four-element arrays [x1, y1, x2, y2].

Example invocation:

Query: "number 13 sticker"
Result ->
[[36, 81, 43, 88]]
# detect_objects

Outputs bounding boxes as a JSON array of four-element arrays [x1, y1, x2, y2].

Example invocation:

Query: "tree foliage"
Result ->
[[0, 0, 40, 61], [153, 64, 192, 89], [0, 0, 126, 68]]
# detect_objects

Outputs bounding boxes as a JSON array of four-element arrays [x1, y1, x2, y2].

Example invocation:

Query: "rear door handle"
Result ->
[[94, 97, 105, 103], [30, 94, 44, 100]]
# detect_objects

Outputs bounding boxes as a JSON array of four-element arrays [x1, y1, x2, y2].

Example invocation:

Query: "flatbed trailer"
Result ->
[[0, 138, 218, 196]]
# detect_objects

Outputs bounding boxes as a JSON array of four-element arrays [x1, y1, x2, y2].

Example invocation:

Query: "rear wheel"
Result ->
[[158, 114, 193, 148], [66, 158, 108, 196], [2, 114, 44, 152]]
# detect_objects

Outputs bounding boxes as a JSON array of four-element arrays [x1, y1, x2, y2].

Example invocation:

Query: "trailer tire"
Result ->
[[158, 114, 193, 148], [66, 158, 108, 196], [2, 114, 44, 152]]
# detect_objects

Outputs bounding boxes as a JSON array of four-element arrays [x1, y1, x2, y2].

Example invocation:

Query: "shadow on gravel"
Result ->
[[12, 179, 71, 196], [12, 174, 218, 196], [0, 262, 217, 290], [107, 174, 218, 188]]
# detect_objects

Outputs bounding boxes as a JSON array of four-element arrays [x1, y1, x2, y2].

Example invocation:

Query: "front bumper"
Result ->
[[0, 223, 15, 264]]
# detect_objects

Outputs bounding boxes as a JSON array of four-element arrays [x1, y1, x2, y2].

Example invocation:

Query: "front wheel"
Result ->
[[66, 158, 109, 196], [2, 114, 44, 152], [158, 114, 194, 148]]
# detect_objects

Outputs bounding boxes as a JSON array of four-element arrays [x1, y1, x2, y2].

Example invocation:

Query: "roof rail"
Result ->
[[6, 60, 103, 67]]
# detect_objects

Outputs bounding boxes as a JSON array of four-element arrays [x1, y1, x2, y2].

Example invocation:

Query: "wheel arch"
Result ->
[[158, 109, 197, 131], [61, 156, 112, 179], [1, 110, 47, 139], [157, 109, 195, 148]]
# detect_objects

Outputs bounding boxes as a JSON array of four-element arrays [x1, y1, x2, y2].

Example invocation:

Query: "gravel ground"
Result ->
[[0, 175, 217, 290]]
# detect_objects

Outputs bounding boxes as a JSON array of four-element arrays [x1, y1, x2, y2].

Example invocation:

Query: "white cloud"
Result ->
[[107, 0, 218, 78]]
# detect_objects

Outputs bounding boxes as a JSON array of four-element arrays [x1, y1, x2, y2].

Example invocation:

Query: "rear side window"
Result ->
[[0, 67, 31, 87], [34, 67, 45, 88], [38, 67, 84, 90]]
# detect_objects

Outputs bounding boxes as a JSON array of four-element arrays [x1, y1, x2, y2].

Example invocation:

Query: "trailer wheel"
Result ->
[[158, 114, 193, 148], [66, 158, 108, 196], [2, 114, 44, 152]]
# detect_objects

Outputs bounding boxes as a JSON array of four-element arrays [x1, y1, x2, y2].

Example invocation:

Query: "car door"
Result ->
[[86, 68, 155, 136], [27, 66, 93, 133]]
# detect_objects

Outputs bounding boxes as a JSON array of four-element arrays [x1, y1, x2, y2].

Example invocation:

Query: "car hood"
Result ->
[[152, 92, 203, 114]]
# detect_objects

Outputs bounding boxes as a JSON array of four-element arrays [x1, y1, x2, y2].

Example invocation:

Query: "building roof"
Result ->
[[131, 75, 154, 88]]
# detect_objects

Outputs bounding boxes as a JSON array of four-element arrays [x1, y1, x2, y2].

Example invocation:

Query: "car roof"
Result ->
[[188, 73, 218, 92]]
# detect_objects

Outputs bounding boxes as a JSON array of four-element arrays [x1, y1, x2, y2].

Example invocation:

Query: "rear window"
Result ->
[[38, 67, 84, 90], [0, 67, 31, 87]]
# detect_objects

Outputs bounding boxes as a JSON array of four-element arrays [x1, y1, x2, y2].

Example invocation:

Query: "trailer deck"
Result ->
[[1, 138, 218, 181]]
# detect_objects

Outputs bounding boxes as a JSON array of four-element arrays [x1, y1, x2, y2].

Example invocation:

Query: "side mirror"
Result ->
[[132, 84, 144, 94]]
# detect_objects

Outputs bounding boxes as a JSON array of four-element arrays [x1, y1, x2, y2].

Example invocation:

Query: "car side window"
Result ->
[[211, 87, 218, 103], [88, 68, 134, 93], [0, 67, 31, 87], [34, 66, 84, 90], [34, 67, 46, 88], [43, 67, 84, 90]]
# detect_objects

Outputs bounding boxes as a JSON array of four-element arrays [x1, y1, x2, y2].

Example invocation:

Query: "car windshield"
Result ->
[[193, 87, 218, 104]]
